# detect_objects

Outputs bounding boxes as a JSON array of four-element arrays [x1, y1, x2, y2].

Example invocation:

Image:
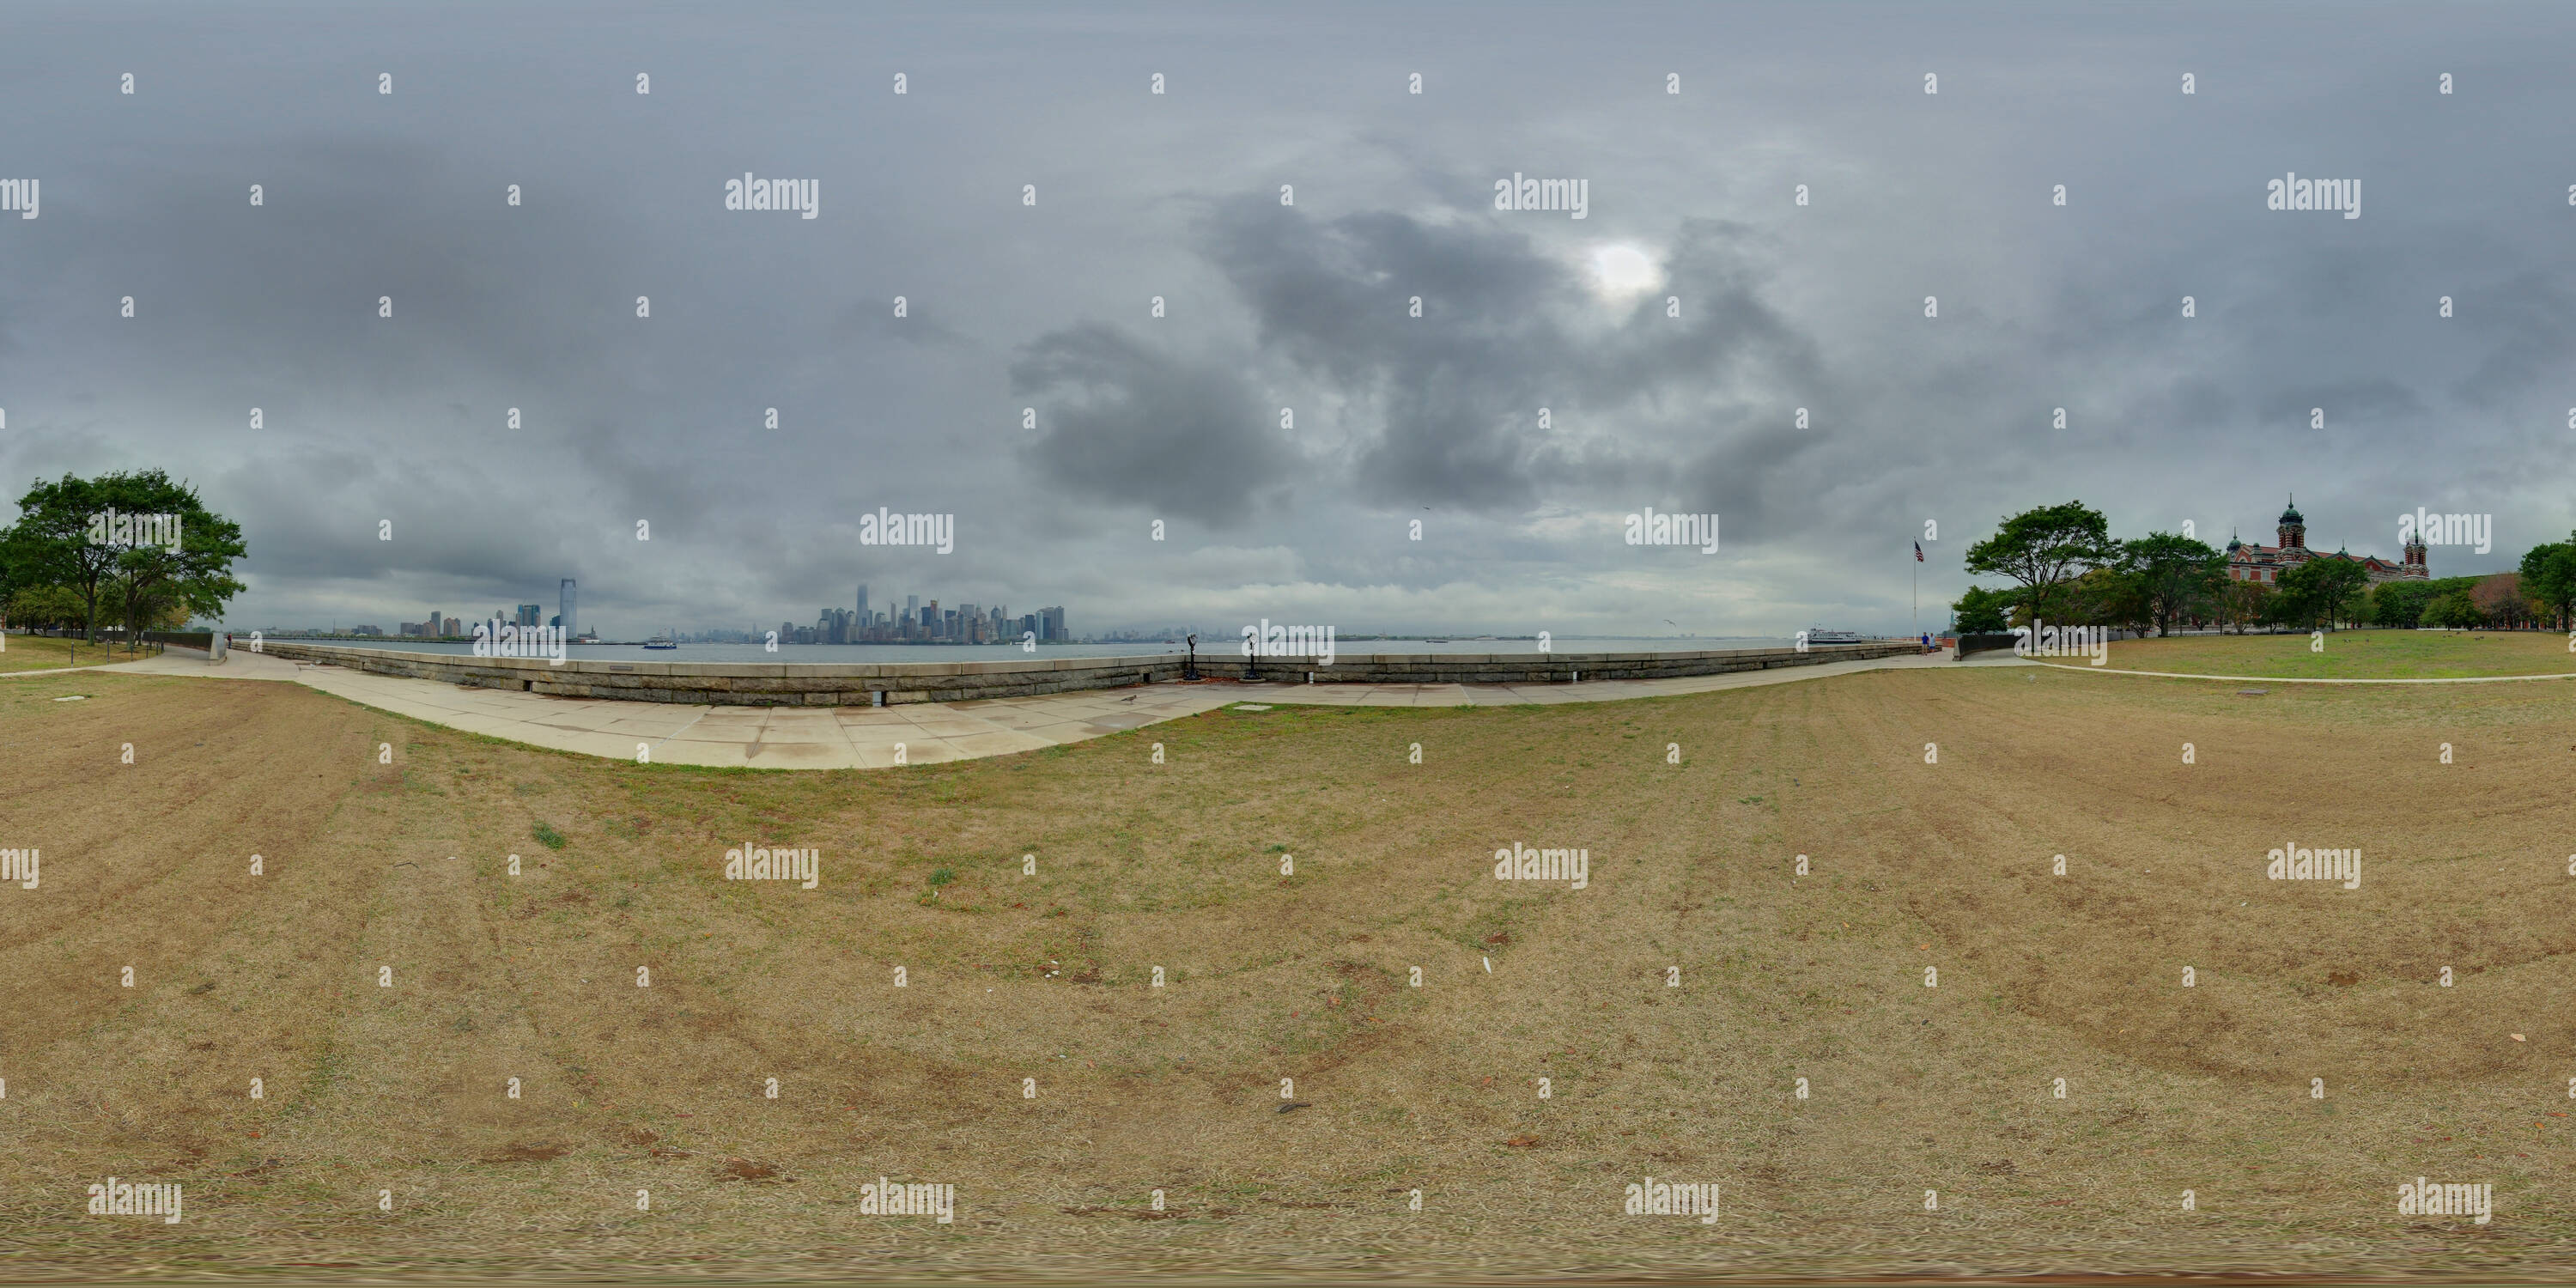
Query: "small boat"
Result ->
[[1804, 625, 1866, 644], [642, 639, 679, 650]]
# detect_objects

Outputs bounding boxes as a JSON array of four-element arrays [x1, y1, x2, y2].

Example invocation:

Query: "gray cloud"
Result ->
[[4, 1, 2573, 638], [1011, 321, 1299, 525]]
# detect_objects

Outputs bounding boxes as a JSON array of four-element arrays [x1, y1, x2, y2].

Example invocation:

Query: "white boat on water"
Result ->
[[1803, 626, 1866, 644]]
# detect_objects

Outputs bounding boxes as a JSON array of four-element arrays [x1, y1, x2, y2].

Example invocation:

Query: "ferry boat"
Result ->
[[642, 637, 679, 650], [1803, 626, 1866, 644]]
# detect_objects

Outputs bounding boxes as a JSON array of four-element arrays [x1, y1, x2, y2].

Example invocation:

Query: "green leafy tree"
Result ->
[[2364, 575, 2481, 629], [2519, 532, 2576, 630], [2422, 589, 2485, 629], [103, 471, 246, 641], [7, 471, 244, 643], [0, 525, 24, 630], [1949, 586, 2013, 634], [2276, 556, 2370, 629], [2124, 532, 2227, 636], [2366, 579, 2433, 629], [1964, 501, 2117, 623], [6, 583, 86, 629], [5, 474, 124, 641], [2063, 564, 2152, 635], [2219, 576, 2269, 633]]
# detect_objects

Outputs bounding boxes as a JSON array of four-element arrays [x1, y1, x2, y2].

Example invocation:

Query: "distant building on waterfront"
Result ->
[[737, 591, 1072, 645], [2226, 497, 2427, 586], [560, 579, 578, 641]]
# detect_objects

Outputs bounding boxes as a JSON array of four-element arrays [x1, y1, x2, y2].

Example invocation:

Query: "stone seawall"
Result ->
[[254, 641, 1918, 707]]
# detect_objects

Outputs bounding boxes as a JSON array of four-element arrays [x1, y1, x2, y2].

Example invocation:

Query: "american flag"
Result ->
[[1914, 541, 1924, 562]]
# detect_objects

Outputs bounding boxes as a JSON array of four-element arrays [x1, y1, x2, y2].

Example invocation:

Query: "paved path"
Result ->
[[58, 644, 2000, 770]]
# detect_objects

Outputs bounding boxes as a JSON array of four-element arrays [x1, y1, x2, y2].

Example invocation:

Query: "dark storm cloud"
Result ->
[[1009, 322, 1298, 526], [1191, 199, 1824, 517]]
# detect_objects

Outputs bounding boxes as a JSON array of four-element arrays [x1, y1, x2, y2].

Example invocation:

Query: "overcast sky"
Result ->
[[5, 1, 2573, 638]]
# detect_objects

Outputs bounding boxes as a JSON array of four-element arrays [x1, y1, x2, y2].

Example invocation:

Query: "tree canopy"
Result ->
[[1, 470, 246, 641], [1963, 501, 2116, 623]]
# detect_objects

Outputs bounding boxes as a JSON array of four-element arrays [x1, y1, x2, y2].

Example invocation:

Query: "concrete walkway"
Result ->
[[58, 644, 1996, 769]]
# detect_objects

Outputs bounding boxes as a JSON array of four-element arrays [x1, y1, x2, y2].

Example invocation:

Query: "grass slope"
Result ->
[[2, 663, 2571, 1279], [0, 639, 140, 674]]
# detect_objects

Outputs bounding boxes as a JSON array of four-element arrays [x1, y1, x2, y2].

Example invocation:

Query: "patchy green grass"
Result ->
[[2042, 628, 2576, 679], [0, 637, 142, 673]]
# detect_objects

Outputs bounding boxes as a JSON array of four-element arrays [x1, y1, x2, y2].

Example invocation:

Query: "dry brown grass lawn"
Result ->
[[3, 660, 2572, 1279]]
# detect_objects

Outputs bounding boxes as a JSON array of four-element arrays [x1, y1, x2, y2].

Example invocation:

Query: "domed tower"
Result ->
[[2276, 496, 2306, 552], [2403, 529, 2428, 578]]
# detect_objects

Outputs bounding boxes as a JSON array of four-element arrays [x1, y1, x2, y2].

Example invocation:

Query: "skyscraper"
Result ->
[[517, 604, 541, 628], [856, 584, 868, 623], [560, 579, 577, 641]]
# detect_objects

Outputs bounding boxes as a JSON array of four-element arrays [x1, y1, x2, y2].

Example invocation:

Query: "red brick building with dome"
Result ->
[[2225, 497, 2427, 586]]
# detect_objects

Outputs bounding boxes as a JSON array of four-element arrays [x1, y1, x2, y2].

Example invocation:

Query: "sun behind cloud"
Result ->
[[1587, 242, 1663, 301]]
